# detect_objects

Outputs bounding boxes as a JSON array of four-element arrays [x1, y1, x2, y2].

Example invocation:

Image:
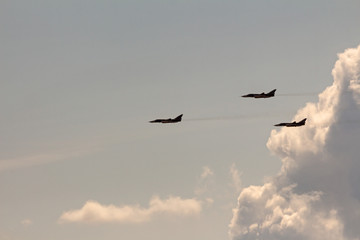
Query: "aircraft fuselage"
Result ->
[[274, 118, 307, 127], [149, 114, 183, 124], [242, 89, 276, 98]]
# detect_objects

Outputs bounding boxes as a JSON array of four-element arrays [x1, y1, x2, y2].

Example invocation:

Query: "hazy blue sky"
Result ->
[[1, 1, 360, 240]]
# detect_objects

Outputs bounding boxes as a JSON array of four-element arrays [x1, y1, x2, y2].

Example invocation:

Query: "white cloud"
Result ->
[[230, 163, 242, 194], [230, 45, 360, 240], [59, 196, 202, 224]]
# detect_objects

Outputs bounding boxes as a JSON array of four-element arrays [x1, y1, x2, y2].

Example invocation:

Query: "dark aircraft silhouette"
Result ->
[[149, 114, 183, 123], [274, 118, 307, 127], [242, 89, 276, 98]]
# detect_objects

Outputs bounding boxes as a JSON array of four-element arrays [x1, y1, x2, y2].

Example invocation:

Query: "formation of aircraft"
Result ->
[[149, 114, 183, 123], [241, 89, 306, 127], [242, 89, 276, 98], [274, 118, 307, 127], [149, 89, 307, 127]]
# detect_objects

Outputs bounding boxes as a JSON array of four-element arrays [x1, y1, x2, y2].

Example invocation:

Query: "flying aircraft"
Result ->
[[242, 89, 276, 98], [274, 118, 307, 127], [149, 114, 183, 123]]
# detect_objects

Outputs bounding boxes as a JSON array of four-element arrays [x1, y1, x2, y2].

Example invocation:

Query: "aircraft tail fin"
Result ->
[[174, 114, 183, 122], [268, 89, 276, 96], [299, 118, 307, 125]]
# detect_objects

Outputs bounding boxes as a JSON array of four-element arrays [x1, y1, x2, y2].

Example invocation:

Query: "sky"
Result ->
[[230, 44, 360, 240], [1, 1, 360, 240]]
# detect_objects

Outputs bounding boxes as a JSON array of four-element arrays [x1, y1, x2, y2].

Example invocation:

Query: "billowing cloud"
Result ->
[[59, 196, 202, 224], [230, 45, 360, 240]]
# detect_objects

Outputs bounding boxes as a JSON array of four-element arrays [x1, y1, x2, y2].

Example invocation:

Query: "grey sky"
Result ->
[[1, 1, 360, 240]]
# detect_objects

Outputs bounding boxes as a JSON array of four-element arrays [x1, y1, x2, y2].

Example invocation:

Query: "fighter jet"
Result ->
[[274, 118, 307, 127], [242, 89, 276, 98], [149, 114, 183, 123]]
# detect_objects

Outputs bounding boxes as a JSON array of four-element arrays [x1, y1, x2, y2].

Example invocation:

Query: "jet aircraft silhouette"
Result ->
[[242, 89, 276, 98], [149, 114, 183, 123], [274, 118, 307, 127]]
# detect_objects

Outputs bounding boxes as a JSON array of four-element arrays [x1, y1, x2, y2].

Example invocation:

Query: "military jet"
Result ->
[[242, 89, 276, 98], [149, 114, 183, 123], [274, 118, 307, 127]]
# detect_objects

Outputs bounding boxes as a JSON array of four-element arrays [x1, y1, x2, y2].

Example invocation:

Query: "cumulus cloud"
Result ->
[[59, 196, 202, 224], [230, 45, 360, 240]]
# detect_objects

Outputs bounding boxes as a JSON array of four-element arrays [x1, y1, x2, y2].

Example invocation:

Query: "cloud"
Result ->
[[194, 166, 214, 196], [0, 154, 70, 172], [201, 166, 214, 179], [59, 196, 202, 224], [230, 45, 360, 240], [0, 144, 100, 172], [230, 163, 242, 194]]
